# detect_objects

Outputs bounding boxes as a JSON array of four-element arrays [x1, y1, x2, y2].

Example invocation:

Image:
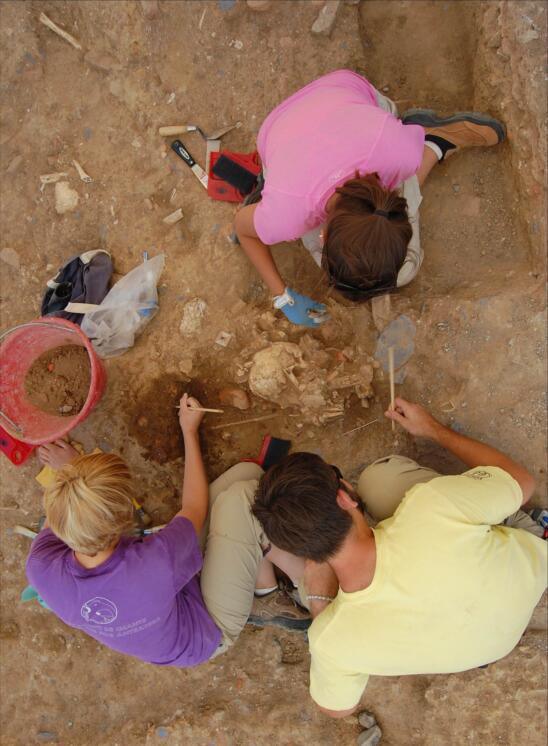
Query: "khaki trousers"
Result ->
[[357, 454, 543, 537], [200, 463, 267, 651]]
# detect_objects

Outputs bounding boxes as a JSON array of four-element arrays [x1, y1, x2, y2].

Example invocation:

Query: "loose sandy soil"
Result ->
[[0, 1, 546, 745], [24, 345, 91, 416]]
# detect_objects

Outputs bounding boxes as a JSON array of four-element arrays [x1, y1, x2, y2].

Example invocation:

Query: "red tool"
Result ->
[[0, 425, 35, 466], [208, 150, 261, 203], [243, 435, 291, 470]]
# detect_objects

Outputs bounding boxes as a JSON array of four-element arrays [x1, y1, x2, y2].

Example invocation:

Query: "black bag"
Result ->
[[41, 250, 113, 325]]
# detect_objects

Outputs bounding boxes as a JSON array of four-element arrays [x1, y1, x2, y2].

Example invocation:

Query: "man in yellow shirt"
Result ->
[[252, 398, 547, 718]]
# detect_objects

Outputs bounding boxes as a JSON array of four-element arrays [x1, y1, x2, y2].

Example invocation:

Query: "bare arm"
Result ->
[[386, 397, 535, 505], [176, 394, 209, 534], [303, 559, 339, 619], [233, 204, 285, 295]]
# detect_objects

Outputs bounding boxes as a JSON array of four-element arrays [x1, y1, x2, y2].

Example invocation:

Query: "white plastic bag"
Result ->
[[82, 254, 165, 358]]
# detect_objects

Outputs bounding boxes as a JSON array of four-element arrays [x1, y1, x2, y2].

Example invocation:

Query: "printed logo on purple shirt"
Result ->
[[81, 596, 118, 625]]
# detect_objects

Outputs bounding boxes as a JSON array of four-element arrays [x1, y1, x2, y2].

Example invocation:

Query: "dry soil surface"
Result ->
[[0, 1, 546, 745]]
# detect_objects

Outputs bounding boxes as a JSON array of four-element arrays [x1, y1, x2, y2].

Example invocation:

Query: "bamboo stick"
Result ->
[[388, 346, 395, 431], [175, 406, 224, 414], [342, 419, 380, 436], [209, 413, 281, 431]]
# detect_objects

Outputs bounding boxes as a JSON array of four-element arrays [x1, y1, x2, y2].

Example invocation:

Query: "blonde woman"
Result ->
[[26, 395, 307, 667]]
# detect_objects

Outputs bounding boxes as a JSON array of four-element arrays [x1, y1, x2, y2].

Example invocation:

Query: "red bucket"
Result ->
[[0, 318, 106, 445]]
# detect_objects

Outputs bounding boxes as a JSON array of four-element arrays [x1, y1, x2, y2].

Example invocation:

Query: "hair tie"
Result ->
[[374, 209, 389, 218]]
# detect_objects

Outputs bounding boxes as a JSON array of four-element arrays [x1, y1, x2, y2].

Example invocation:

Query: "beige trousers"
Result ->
[[200, 463, 266, 651], [357, 454, 543, 537]]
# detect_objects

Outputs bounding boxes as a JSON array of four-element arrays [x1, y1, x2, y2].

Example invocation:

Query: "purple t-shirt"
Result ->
[[26, 516, 221, 667]]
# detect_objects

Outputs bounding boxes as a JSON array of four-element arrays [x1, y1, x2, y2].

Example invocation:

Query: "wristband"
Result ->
[[307, 594, 335, 602]]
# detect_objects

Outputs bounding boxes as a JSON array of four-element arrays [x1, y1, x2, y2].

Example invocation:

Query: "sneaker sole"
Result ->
[[401, 108, 506, 144], [246, 614, 311, 632]]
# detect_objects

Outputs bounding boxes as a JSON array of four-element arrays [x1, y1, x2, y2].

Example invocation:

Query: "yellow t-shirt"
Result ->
[[309, 467, 547, 711]]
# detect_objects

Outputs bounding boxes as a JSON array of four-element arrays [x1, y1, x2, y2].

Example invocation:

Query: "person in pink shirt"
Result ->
[[234, 70, 505, 326]]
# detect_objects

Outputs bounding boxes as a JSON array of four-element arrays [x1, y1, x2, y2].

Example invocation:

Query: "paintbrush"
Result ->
[[174, 406, 224, 414]]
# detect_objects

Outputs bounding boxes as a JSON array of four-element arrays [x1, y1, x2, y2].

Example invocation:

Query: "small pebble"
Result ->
[[0, 247, 20, 270], [358, 710, 377, 729], [452, 184, 460, 193], [37, 733, 57, 743], [59, 405, 73, 414], [357, 725, 382, 746]]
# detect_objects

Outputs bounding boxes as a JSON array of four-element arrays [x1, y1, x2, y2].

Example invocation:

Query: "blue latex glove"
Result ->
[[274, 287, 328, 327]]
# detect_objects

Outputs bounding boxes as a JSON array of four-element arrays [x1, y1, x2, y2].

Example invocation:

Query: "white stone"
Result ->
[[54, 182, 79, 214], [311, 0, 341, 36], [179, 298, 208, 336]]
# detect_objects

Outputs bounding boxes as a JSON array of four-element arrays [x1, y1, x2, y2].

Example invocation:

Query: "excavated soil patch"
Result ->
[[128, 375, 187, 464], [24, 345, 90, 416]]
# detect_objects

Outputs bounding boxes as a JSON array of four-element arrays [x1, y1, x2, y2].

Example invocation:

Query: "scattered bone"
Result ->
[[214, 331, 233, 348], [249, 343, 304, 403], [218, 388, 250, 410], [72, 160, 92, 183], [179, 298, 207, 336], [163, 208, 184, 225], [311, 0, 341, 36], [371, 294, 392, 333], [40, 172, 68, 191], [54, 182, 79, 214], [39, 12, 82, 50], [245, 334, 374, 425], [440, 400, 456, 413]]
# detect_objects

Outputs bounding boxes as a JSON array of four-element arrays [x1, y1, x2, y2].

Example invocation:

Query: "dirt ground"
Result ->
[[0, 1, 546, 745]]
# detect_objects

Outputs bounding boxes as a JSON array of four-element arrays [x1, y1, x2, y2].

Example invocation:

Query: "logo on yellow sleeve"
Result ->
[[465, 470, 492, 481]]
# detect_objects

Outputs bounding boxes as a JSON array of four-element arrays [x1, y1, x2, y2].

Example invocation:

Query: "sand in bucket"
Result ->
[[24, 345, 91, 417], [0, 317, 106, 445]]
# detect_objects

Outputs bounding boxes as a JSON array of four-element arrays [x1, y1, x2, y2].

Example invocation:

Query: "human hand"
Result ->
[[384, 397, 443, 440], [178, 394, 204, 437], [275, 287, 329, 327], [37, 440, 79, 470]]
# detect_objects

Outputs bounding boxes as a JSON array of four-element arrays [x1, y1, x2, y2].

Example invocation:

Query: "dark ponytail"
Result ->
[[322, 173, 412, 300]]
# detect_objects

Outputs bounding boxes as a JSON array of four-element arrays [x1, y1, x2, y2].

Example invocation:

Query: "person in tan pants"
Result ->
[[357, 453, 544, 535], [252, 397, 546, 717], [199, 460, 307, 652]]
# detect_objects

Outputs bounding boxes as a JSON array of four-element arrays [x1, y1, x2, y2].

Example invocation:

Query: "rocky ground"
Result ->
[[0, 1, 546, 745]]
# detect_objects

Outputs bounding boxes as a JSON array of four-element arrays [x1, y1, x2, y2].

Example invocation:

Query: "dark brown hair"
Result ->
[[322, 173, 412, 300], [252, 452, 352, 562]]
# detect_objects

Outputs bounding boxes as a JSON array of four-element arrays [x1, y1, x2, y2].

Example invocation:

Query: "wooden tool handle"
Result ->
[[159, 126, 188, 136]]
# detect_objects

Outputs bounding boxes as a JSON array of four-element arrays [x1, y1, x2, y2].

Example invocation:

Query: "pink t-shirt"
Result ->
[[254, 70, 424, 246]]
